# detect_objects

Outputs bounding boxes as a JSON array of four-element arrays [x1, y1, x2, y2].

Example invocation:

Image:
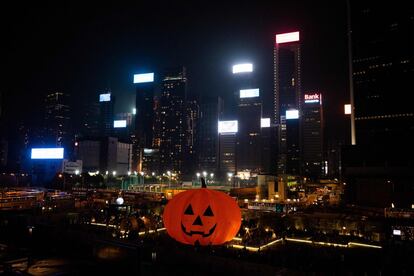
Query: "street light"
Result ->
[[75, 170, 79, 175], [112, 171, 116, 176], [227, 172, 233, 186], [202, 171, 207, 178], [196, 172, 201, 186], [140, 172, 145, 185], [127, 171, 131, 176], [167, 171, 171, 188]]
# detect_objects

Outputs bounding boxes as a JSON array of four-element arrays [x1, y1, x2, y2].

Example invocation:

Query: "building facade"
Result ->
[[44, 92, 71, 149], [302, 93, 324, 178], [158, 67, 188, 175]]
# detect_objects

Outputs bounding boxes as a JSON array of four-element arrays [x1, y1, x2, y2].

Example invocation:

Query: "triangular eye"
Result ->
[[184, 204, 194, 215], [203, 206, 214, 216]]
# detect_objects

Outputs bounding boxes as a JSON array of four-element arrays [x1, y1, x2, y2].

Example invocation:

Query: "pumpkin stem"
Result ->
[[201, 177, 207, 188]]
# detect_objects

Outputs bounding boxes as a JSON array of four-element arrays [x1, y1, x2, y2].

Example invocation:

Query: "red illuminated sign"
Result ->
[[276, 31, 300, 44], [304, 93, 320, 103]]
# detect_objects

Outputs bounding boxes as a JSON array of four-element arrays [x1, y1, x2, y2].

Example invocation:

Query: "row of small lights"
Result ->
[[195, 171, 215, 178]]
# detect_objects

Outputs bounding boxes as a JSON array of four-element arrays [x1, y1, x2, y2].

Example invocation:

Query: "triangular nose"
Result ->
[[192, 215, 203, 226]]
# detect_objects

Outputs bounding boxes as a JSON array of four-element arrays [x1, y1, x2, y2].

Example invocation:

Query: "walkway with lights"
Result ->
[[229, 236, 382, 252]]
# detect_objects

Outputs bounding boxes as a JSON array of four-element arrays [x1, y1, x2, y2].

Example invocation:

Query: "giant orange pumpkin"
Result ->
[[163, 178, 241, 245]]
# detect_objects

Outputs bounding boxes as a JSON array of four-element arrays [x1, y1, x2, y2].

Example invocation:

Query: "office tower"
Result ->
[[197, 97, 223, 173], [158, 67, 188, 175], [237, 88, 262, 173], [133, 72, 155, 173], [113, 112, 133, 140], [218, 120, 238, 175], [341, 2, 414, 208], [98, 91, 115, 137], [44, 92, 71, 149], [260, 117, 277, 174], [302, 93, 323, 178], [273, 31, 301, 124], [134, 72, 155, 148], [285, 110, 300, 175], [274, 31, 302, 175], [351, 3, 414, 148], [231, 63, 254, 112], [185, 99, 199, 176]]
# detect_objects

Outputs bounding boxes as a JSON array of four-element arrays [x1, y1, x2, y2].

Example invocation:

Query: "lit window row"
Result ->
[[356, 113, 413, 120]]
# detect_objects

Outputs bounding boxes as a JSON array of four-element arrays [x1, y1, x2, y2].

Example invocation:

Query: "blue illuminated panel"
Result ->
[[31, 148, 64, 159], [99, 93, 111, 102]]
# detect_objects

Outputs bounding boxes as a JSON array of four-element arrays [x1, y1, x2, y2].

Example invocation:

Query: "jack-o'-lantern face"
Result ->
[[163, 179, 241, 246], [180, 203, 217, 238]]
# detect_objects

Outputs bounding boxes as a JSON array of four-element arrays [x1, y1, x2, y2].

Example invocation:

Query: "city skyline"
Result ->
[[2, 1, 350, 144]]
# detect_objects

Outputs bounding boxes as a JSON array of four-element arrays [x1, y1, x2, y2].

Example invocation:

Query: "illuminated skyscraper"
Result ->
[[274, 31, 302, 175], [341, 2, 414, 208], [44, 92, 71, 148], [158, 67, 188, 175], [218, 120, 238, 175], [273, 31, 301, 124], [133, 72, 155, 172], [98, 90, 114, 137], [237, 89, 262, 173], [351, 3, 414, 148], [197, 97, 223, 173], [302, 93, 324, 178], [134, 73, 155, 148]]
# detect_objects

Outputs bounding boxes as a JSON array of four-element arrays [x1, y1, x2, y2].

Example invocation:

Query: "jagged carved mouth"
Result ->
[[181, 222, 217, 237]]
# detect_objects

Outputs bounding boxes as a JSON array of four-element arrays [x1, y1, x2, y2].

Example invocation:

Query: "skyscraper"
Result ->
[[218, 120, 238, 176], [351, 3, 414, 149], [98, 91, 115, 137], [197, 96, 223, 173], [302, 92, 324, 178], [134, 72, 155, 148], [133, 72, 155, 173], [273, 31, 301, 124], [237, 88, 262, 173], [44, 92, 71, 149], [342, 2, 414, 208], [185, 99, 199, 176], [158, 67, 188, 175], [274, 31, 302, 175]]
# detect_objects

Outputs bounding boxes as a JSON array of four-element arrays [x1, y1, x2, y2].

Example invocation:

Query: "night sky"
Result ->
[[2, 1, 350, 143]]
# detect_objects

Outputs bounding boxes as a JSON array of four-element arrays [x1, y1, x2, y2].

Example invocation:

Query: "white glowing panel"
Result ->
[[304, 93, 320, 103], [144, 148, 154, 154], [132, 108, 136, 115], [31, 148, 64, 159], [393, 229, 401, 236], [113, 120, 127, 128], [99, 93, 111, 102], [218, 120, 238, 134], [286, 109, 299, 119], [344, 104, 352, 115], [232, 63, 253, 74], [276, 31, 300, 44], [261, 118, 271, 128], [240, 89, 259, 98], [133, 73, 154, 83]]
